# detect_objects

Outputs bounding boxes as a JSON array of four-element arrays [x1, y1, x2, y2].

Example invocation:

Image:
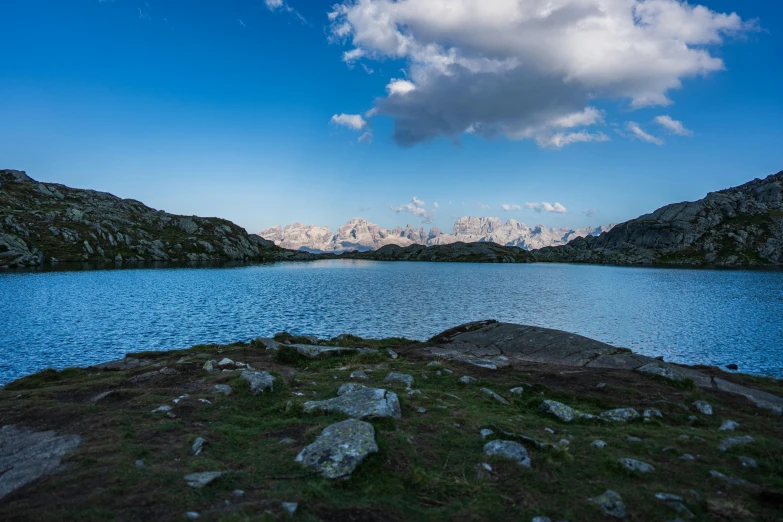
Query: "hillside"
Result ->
[[0, 170, 315, 268], [339, 241, 535, 263], [534, 171, 783, 266]]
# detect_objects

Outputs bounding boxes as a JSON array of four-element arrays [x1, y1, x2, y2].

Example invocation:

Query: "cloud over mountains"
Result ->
[[328, 0, 754, 147]]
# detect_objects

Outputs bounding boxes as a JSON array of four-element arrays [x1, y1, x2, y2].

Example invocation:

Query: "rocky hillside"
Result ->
[[0, 170, 315, 268], [340, 241, 535, 263], [260, 217, 610, 253], [534, 170, 783, 266]]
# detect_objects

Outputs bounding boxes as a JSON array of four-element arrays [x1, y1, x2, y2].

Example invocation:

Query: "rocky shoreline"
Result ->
[[1, 322, 781, 520]]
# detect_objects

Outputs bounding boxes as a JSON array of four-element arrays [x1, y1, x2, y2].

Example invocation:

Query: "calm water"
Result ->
[[2, 260, 782, 384]]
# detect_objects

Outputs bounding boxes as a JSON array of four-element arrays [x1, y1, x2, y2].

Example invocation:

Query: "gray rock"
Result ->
[[192, 437, 206, 456], [186, 512, 200, 519], [232, 489, 245, 497], [303, 386, 401, 419], [295, 419, 378, 479], [600, 408, 640, 423], [655, 493, 683, 502], [483, 440, 531, 468], [479, 387, 509, 405], [417, 407, 427, 414], [532, 518, 552, 522], [337, 382, 366, 395], [279, 438, 296, 445], [618, 458, 655, 473], [151, 405, 172, 413], [709, 470, 756, 488], [213, 384, 233, 395], [350, 370, 369, 381], [509, 387, 524, 395], [718, 435, 754, 452], [202, 360, 216, 371], [386, 348, 399, 359], [637, 363, 685, 381], [480, 429, 495, 439], [591, 440, 607, 449], [384, 372, 414, 388], [739, 456, 758, 468], [643, 409, 663, 420], [0, 426, 82, 500], [241, 371, 275, 395], [426, 361, 442, 368], [540, 400, 579, 422], [281, 502, 298, 517], [692, 400, 713, 415], [679, 454, 695, 462], [666, 502, 695, 519], [588, 490, 626, 519], [135, 460, 144, 468], [184, 471, 223, 488], [459, 375, 478, 385], [626, 436, 643, 443], [291, 344, 362, 358], [719, 420, 740, 431]]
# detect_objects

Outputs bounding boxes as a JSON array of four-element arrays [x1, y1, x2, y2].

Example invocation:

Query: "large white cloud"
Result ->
[[526, 202, 567, 213], [328, 0, 753, 147]]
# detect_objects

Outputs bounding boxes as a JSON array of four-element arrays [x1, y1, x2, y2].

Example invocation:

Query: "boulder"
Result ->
[[384, 372, 414, 388], [718, 435, 754, 452], [303, 386, 401, 419], [618, 458, 655, 473], [483, 440, 531, 468], [241, 371, 275, 395], [600, 408, 640, 423], [184, 471, 222, 488], [588, 490, 626, 518], [295, 419, 378, 479]]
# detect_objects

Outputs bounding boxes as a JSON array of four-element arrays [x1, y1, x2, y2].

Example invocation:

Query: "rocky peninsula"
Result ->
[[1, 322, 781, 520]]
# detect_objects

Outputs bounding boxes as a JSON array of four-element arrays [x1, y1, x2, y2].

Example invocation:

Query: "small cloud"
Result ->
[[361, 64, 374, 75], [537, 131, 610, 149], [501, 203, 522, 212], [654, 115, 693, 136], [265, 0, 306, 24], [358, 131, 373, 143], [582, 208, 598, 218], [386, 79, 416, 96], [525, 202, 567, 213], [391, 197, 432, 222], [330, 113, 367, 131], [138, 7, 150, 20], [433, 202, 439, 209], [238, 19, 246, 27], [343, 48, 365, 63], [626, 122, 664, 145]]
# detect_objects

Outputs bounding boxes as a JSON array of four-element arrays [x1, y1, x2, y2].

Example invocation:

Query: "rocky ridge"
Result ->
[[0, 170, 315, 267], [534, 170, 783, 266], [259, 217, 611, 253]]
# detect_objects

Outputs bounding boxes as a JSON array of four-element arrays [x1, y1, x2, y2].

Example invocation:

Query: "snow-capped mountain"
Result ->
[[259, 217, 613, 253]]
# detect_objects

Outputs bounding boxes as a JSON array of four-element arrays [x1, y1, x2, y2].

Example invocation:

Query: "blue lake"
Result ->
[[2, 260, 782, 384]]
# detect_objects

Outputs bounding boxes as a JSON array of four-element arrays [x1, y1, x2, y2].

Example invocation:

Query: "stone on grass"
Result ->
[[679, 454, 695, 462], [643, 409, 663, 420], [666, 502, 695, 519], [192, 437, 206, 456], [281, 502, 298, 517], [350, 370, 369, 381], [540, 400, 579, 422], [303, 386, 401, 419], [480, 387, 509, 405], [692, 400, 713, 415], [532, 517, 552, 522], [295, 419, 378, 479], [279, 438, 296, 445], [655, 493, 683, 502], [739, 456, 757, 469], [202, 360, 216, 371], [459, 376, 478, 385], [292, 345, 360, 359], [626, 436, 643, 443], [600, 408, 640, 423], [217, 358, 234, 367], [709, 470, 756, 488], [426, 361, 442, 368], [186, 512, 200, 519], [184, 471, 222, 488], [386, 348, 399, 359], [509, 387, 524, 395], [588, 490, 626, 519], [618, 458, 655, 473], [384, 372, 414, 388], [480, 429, 495, 439], [719, 420, 740, 431], [417, 407, 427, 414], [592, 440, 607, 449], [483, 440, 531, 468], [241, 371, 275, 395], [232, 490, 244, 497], [0, 425, 82, 500], [213, 384, 232, 395], [135, 460, 144, 468], [152, 405, 172, 413], [718, 435, 754, 452]]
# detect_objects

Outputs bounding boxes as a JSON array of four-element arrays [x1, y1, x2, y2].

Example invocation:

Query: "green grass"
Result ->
[[1, 341, 782, 521]]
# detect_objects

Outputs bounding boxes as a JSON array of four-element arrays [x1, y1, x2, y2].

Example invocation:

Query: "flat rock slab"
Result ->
[[289, 345, 377, 359], [0, 425, 82, 499], [483, 440, 531, 468], [184, 471, 222, 488], [95, 357, 150, 370], [304, 386, 402, 419], [295, 419, 378, 479], [241, 371, 275, 395]]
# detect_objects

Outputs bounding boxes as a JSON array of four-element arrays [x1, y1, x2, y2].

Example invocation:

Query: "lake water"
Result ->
[[2, 260, 782, 384]]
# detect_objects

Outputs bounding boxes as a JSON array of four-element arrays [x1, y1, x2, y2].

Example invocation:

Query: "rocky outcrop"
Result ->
[[339, 241, 535, 263], [259, 216, 610, 253], [0, 170, 316, 267], [534, 170, 783, 266]]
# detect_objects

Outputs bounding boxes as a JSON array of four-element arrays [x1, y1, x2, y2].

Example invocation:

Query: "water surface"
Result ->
[[2, 260, 782, 383]]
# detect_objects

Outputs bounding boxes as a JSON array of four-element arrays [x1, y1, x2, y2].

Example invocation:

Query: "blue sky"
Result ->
[[1, 0, 781, 234]]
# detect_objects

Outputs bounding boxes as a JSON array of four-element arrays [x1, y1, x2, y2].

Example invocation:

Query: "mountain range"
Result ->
[[259, 217, 614, 253]]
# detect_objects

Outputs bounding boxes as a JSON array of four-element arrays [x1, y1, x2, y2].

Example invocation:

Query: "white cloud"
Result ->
[[331, 113, 368, 131], [501, 203, 521, 212], [526, 202, 567, 213], [433, 202, 439, 209], [391, 196, 432, 222], [358, 131, 373, 143], [654, 115, 693, 136], [328, 0, 754, 147], [265, 0, 306, 24], [238, 19, 246, 27], [626, 122, 664, 146]]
